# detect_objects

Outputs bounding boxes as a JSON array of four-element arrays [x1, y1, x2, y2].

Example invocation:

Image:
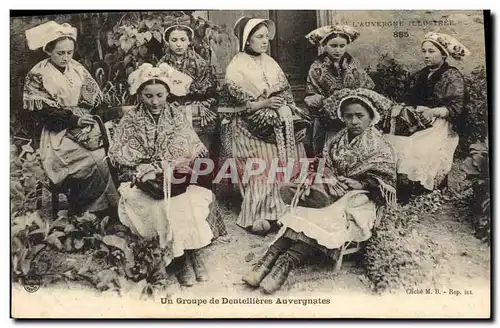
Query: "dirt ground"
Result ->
[[162, 161, 490, 299], [11, 161, 491, 318]]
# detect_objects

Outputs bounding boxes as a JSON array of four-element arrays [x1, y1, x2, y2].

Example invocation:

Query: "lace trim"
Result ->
[[375, 177, 397, 206]]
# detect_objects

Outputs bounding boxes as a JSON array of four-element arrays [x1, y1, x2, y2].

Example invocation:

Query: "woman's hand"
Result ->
[[390, 104, 405, 117], [262, 96, 285, 110], [415, 106, 436, 121], [174, 163, 192, 175], [77, 114, 97, 127], [136, 163, 159, 182], [303, 170, 318, 188], [304, 94, 324, 109], [338, 176, 364, 190], [432, 107, 449, 118]]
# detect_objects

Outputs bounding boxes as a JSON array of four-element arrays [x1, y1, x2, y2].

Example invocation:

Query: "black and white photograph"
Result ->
[[9, 9, 491, 318]]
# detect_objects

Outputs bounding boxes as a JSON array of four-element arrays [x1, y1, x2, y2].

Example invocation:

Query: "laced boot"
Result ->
[[189, 250, 209, 282], [175, 255, 195, 287], [242, 248, 281, 288], [260, 252, 299, 294]]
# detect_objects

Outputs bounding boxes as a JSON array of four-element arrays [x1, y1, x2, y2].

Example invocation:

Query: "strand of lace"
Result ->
[[163, 160, 172, 219]]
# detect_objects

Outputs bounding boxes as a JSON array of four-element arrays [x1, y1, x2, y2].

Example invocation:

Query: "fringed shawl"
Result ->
[[306, 53, 375, 99], [109, 103, 208, 168], [23, 59, 102, 111], [158, 48, 218, 100], [323, 126, 397, 206], [220, 52, 307, 162]]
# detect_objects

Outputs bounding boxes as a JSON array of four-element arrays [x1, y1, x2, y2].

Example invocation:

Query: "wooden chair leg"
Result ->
[[35, 181, 43, 210], [333, 247, 344, 274], [51, 191, 59, 220]]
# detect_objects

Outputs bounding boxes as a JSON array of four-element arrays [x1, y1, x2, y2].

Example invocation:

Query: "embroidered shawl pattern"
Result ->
[[109, 103, 208, 169], [404, 62, 466, 130], [306, 53, 374, 98], [220, 52, 309, 161], [23, 59, 102, 111], [306, 53, 375, 121], [158, 48, 218, 100], [322, 126, 397, 206], [158, 48, 219, 127]]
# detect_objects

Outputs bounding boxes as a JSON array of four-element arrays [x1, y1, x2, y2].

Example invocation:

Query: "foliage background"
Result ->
[[10, 11, 228, 139]]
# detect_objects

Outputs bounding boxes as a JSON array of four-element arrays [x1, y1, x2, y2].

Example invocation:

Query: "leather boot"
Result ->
[[260, 252, 299, 294], [242, 248, 281, 288], [189, 250, 209, 282], [175, 255, 195, 287]]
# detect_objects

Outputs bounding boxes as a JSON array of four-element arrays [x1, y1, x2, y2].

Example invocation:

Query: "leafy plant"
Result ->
[[11, 200, 173, 298], [11, 212, 52, 280], [461, 140, 490, 244], [458, 65, 488, 157], [87, 11, 230, 108], [367, 53, 411, 103], [11, 211, 107, 280], [10, 137, 48, 217], [101, 235, 173, 299]]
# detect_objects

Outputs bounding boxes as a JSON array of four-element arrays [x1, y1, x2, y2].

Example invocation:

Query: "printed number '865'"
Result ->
[[394, 31, 410, 38]]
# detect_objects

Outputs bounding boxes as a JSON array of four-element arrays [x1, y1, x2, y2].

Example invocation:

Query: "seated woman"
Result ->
[[242, 88, 397, 294], [158, 20, 226, 239], [158, 20, 219, 135], [219, 16, 310, 235], [109, 63, 214, 287], [23, 21, 119, 216], [304, 25, 375, 155], [382, 32, 470, 202]]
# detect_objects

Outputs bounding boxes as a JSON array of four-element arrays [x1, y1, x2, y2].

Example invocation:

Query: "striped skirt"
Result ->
[[221, 119, 307, 229]]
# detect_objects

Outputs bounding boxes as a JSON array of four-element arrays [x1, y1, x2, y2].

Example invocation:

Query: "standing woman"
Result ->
[[158, 19, 226, 238], [384, 32, 470, 202], [304, 25, 375, 155], [23, 21, 119, 216], [219, 16, 310, 236]]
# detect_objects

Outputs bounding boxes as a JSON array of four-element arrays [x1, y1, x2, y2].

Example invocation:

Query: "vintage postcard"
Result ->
[[10, 9, 491, 318]]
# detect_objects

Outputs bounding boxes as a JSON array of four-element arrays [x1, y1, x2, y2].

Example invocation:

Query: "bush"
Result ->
[[459, 65, 489, 157], [366, 53, 411, 103], [461, 140, 490, 244], [363, 192, 442, 293], [11, 211, 111, 283]]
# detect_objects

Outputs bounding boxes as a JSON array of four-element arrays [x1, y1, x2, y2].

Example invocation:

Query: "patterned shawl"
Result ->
[[306, 53, 375, 101], [158, 48, 218, 101], [220, 52, 309, 162], [109, 103, 208, 168], [321, 89, 397, 206], [323, 126, 397, 206], [23, 58, 102, 111], [222, 52, 293, 107], [403, 62, 466, 131]]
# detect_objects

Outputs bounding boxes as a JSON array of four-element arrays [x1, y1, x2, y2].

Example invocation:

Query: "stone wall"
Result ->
[[321, 10, 486, 73]]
